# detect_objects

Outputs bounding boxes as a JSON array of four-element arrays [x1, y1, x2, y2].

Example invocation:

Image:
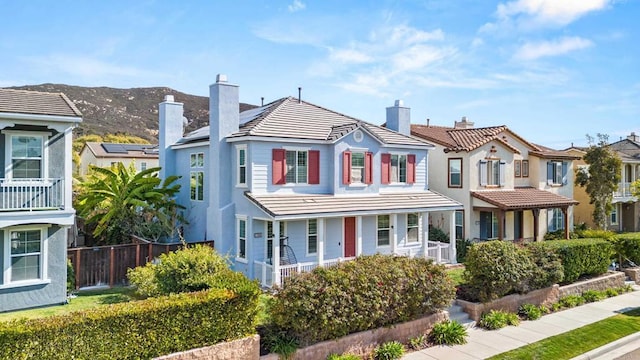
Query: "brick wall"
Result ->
[[154, 335, 259, 360]]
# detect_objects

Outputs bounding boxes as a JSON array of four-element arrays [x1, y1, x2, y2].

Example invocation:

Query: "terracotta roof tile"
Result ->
[[0, 88, 82, 117], [471, 187, 578, 210]]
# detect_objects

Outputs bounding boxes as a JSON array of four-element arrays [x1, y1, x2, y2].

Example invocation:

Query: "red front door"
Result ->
[[344, 217, 356, 257]]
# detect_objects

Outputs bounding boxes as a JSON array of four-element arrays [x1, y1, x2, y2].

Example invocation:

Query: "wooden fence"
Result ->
[[67, 239, 214, 289]]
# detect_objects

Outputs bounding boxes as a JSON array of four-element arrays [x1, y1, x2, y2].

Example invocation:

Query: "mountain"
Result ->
[[7, 84, 256, 141]]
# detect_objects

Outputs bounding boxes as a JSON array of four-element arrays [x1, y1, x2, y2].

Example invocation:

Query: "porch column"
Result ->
[[317, 218, 325, 266], [356, 216, 363, 256], [64, 127, 74, 211], [449, 211, 457, 264], [273, 221, 281, 286], [422, 212, 429, 259], [562, 207, 569, 239], [532, 209, 540, 242], [497, 210, 505, 240], [391, 214, 398, 254]]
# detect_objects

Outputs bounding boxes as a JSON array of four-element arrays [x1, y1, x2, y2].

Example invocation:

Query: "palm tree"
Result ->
[[75, 163, 183, 245]]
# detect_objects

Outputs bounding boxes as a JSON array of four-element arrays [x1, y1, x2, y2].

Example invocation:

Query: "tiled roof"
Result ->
[[245, 191, 462, 219], [471, 187, 578, 210], [411, 124, 512, 152], [530, 144, 580, 160], [183, 97, 432, 147], [0, 88, 82, 117], [84, 142, 158, 159]]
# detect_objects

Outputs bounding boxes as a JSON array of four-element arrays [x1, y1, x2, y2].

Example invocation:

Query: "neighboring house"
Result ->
[[0, 89, 81, 312], [78, 142, 158, 176], [411, 117, 579, 242], [567, 132, 640, 232], [158, 75, 462, 288]]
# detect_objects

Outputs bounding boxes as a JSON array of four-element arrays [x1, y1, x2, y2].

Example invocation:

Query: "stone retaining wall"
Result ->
[[260, 312, 447, 360], [558, 272, 625, 297], [154, 335, 259, 360], [624, 268, 640, 284]]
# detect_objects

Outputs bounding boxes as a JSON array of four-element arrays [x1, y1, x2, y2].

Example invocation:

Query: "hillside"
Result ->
[[8, 84, 256, 142]]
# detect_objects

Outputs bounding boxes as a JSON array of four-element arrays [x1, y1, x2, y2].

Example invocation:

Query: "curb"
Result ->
[[569, 331, 640, 360]]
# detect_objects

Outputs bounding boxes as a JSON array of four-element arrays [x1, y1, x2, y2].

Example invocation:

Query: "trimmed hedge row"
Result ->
[[528, 239, 612, 283], [613, 233, 640, 266], [270, 254, 455, 346], [0, 274, 260, 360]]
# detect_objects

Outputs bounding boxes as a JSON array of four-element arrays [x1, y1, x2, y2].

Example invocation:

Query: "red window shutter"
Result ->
[[407, 154, 416, 184], [342, 151, 351, 185], [381, 153, 391, 184], [365, 152, 373, 184], [272, 149, 286, 185], [308, 150, 320, 184]]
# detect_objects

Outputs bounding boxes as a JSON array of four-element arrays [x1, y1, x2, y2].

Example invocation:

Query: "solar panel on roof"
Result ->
[[101, 143, 128, 154]]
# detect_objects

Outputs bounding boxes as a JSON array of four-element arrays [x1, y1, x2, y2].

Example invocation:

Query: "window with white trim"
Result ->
[[237, 217, 247, 261], [140, 162, 147, 171], [351, 152, 365, 184], [547, 161, 566, 186], [307, 219, 318, 255], [407, 213, 419, 243], [377, 215, 390, 247], [190, 152, 204, 201], [390, 155, 407, 183], [448, 158, 462, 187], [8, 134, 44, 179], [486, 160, 500, 186], [285, 150, 308, 184], [547, 208, 565, 231], [237, 145, 247, 186], [4, 227, 47, 284], [455, 210, 464, 240], [266, 222, 286, 263], [610, 205, 618, 225]]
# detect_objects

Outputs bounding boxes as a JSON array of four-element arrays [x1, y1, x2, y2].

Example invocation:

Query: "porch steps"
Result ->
[[446, 302, 475, 329]]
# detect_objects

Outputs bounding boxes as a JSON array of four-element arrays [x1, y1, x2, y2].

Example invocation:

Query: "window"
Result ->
[[343, 151, 372, 185], [4, 227, 45, 283], [307, 219, 318, 255], [351, 152, 365, 183], [273, 149, 319, 185], [479, 159, 505, 187], [381, 153, 415, 184], [610, 206, 618, 225], [237, 146, 247, 186], [266, 222, 286, 263], [190, 152, 204, 201], [10, 135, 43, 179], [377, 215, 390, 247], [455, 210, 464, 240], [140, 162, 147, 171], [480, 211, 498, 239], [487, 160, 500, 186], [237, 217, 247, 261], [548, 208, 565, 231], [407, 213, 419, 243], [391, 155, 407, 183], [514, 160, 521, 178], [522, 160, 529, 177], [285, 150, 307, 184], [547, 161, 568, 185], [448, 158, 462, 187]]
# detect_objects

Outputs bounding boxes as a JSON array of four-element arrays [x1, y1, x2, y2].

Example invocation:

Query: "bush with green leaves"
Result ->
[[408, 334, 428, 350], [582, 290, 606, 303], [531, 239, 612, 283], [456, 239, 472, 263], [326, 354, 360, 360], [612, 233, 640, 267], [127, 244, 232, 297], [463, 241, 534, 302], [66, 259, 75, 294], [518, 304, 543, 320], [262, 327, 298, 360], [558, 294, 586, 308], [479, 310, 520, 330], [577, 229, 616, 241], [269, 254, 455, 346], [0, 285, 260, 360], [525, 243, 564, 291], [374, 341, 405, 360], [429, 320, 468, 345], [429, 226, 449, 243]]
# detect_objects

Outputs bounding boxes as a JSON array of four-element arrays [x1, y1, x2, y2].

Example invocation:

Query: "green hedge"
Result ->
[[529, 239, 612, 283], [270, 254, 455, 346], [0, 275, 260, 360], [613, 233, 640, 266]]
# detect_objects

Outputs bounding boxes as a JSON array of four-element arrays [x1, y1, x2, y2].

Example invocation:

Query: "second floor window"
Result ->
[[448, 158, 462, 188], [547, 161, 567, 186], [237, 146, 247, 186], [190, 152, 204, 201], [479, 159, 505, 187], [342, 151, 373, 185], [140, 162, 147, 171], [381, 153, 416, 185], [272, 149, 319, 185], [11, 135, 43, 179], [286, 150, 307, 183]]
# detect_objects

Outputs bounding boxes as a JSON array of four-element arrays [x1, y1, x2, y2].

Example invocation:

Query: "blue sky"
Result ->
[[1, 0, 638, 148]]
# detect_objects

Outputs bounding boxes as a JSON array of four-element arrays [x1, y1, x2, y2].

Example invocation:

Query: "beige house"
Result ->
[[411, 118, 579, 242], [78, 142, 158, 176]]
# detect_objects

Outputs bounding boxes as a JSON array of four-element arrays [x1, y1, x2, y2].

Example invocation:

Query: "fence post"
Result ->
[[148, 242, 153, 263], [135, 243, 140, 267], [75, 248, 81, 290], [109, 246, 115, 288]]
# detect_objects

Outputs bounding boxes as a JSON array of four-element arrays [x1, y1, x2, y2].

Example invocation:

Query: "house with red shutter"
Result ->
[[158, 75, 462, 287]]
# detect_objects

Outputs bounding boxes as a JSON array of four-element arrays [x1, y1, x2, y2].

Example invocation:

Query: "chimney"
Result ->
[[627, 132, 639, 142], [454, 116, 474, 129], [207, 74, 239, 254], [158, 94, 184, 181], [386, 100, 411, 136]]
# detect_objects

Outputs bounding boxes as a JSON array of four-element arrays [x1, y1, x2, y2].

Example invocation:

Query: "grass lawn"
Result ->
[[0, 287, 135, 322], [447, 267, 465, 287], [488, 308, 640, 360]]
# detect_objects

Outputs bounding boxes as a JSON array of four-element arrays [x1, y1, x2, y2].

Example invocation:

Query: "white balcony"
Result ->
[[0, 178, 64, 211]]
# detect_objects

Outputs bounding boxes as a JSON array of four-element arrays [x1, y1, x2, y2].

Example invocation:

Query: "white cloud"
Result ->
[[329, 48, 373, 64], [288, 0, 306, 13], [514, 36, 593, 60], [391, 45, 456, 72], [23, 54, 154, 79]]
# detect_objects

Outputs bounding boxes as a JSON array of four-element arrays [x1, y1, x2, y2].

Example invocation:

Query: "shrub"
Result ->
[[66, 259, 75, 294], [263, 328, 298, 360], [544, 229, 567, 241], [456, 239, 472, 263], [479, 310, 520, 330], [582, 290, 606, 303], [374, 341, 405, 360], [518, 304, 543, 320], [532, 239, 612, 283], [525, 244, 564, 291], [578, 229, 617, 241], [551, 302, 563, 312], [429, 226, 449, 243], [558, 294, 586, 308], [127, 244, 232, 297], [327, 354, 360, 360], [269, 254, 455, 346], [463, 241, 534, 302], [429, 320, 468, 345], [612, 234, 640, 267], [606, 288, 619, 297], [0, 284, 260, 359], [408, 334, 428, 350]]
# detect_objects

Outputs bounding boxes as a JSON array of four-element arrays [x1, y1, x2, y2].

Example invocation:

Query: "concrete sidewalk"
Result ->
[[403, 290, 640, 360]]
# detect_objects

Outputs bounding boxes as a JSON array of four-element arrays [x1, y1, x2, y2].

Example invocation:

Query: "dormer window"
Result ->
[[342, 150, 373, 185]]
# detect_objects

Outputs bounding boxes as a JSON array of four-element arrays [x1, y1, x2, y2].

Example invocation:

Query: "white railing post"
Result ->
[[391, 214, 398, 255], [318, 218, 325, 266], [356, 216, 363, 256], [450, 211, 457, 264], [261, 263, 267, 287], [273, 221, 281, 287], [421, 212, 428, 259]]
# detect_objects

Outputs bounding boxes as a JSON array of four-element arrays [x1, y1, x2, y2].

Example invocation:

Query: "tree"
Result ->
[[575, 134, 622, 229], [75, 163, 184, 245]]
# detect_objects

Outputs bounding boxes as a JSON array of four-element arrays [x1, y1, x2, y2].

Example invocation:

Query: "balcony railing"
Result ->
[[614, 182, 633, 198], [0, 178, 64, 211]]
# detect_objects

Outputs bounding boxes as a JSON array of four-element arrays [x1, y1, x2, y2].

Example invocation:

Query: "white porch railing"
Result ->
[[426, 241, 450, 263], [0, 178, 64, 211], [614, 182, 634, 198]]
